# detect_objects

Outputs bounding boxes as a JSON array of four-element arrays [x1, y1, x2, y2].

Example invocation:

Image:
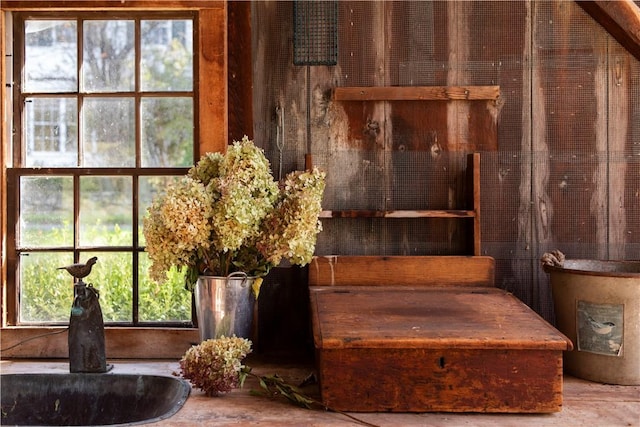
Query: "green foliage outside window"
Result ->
[[19, 223, 191, 324]]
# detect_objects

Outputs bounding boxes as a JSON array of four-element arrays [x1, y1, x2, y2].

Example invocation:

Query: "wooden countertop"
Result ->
[[1, 358, 638, 426]]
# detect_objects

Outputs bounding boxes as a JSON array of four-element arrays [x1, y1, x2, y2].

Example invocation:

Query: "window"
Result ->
[[6, 12, 197, 326]]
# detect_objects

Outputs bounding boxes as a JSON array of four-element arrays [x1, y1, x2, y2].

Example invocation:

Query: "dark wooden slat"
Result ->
[[227, 1, 253, 143], [334, 86, 501, 101], [468, 152, 482, 255], [319, 210, 476, 219]]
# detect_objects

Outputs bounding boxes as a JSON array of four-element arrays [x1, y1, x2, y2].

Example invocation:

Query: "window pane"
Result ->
[[141, 19, 193, 92], [19, 252, 75, 323], [19, 176, 73, 248], [24, 20, 77, 93], [141, 97, 193, 167], [79, 176, 132, 246], [25, 97, 78, 167], [82, 20, 134, 92], [82, 97, 135, 167], [82, 251, 133, 323], [139, 253, 191, 322], [138, 175, 181, 244]]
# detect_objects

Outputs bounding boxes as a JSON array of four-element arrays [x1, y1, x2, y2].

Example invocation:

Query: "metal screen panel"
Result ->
[[293, 1, 338, 66]]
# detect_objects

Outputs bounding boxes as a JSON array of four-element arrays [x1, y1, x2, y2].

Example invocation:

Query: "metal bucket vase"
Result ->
[[194, 272, 256, 341]]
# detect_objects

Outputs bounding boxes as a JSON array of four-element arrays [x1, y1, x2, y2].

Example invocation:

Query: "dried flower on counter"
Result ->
[[179, 336, 252, 396]]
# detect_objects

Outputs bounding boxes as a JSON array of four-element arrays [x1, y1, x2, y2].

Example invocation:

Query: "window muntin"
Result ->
[[11, 12, 196, 325]]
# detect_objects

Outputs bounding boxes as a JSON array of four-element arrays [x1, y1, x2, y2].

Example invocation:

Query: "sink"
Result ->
[[0, 373, 191, 426]]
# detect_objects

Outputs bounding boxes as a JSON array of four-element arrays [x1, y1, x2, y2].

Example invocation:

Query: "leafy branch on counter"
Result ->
[[178, 338, 378, 426], [240, 367, 379, 427]]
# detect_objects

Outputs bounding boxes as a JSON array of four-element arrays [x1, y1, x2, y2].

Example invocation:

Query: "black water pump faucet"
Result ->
[[69, 280, 108, 373], [59, 257, 108, 373]]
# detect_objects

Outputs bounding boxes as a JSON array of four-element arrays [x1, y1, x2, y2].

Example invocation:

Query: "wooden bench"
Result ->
[[309, 255, 572, 413]]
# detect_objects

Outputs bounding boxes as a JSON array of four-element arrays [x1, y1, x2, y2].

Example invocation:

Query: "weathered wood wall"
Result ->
[[250, 0, 639, 350]]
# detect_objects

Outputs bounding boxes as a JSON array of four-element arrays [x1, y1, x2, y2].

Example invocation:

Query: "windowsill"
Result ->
[[0, 326, 199, 359]]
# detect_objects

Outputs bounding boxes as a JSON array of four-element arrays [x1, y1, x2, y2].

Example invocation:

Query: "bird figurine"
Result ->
[[58, 257, 98, 280]]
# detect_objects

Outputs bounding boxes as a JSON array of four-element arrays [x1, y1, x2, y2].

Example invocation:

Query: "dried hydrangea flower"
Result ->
[[143, 177, 213, 283], [179, 336, 252, 397], [257, 168, 326, 266], [209, 137, 279, 253]]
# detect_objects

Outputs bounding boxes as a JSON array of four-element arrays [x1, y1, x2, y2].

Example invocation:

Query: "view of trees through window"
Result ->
[[10, 13, 196, 325]]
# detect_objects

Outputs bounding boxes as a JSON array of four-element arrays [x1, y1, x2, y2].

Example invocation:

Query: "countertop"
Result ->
[[1, 357, 638, 426]]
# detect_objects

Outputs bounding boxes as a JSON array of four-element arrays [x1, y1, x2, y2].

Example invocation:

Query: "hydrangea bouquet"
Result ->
[[144, 136, 326, 292]]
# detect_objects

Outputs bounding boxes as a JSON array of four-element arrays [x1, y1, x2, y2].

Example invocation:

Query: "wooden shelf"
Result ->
[[333, 85, 500, 102], [319, 210, 475, 219], [320, 153, 482, 256], [326, 87, 491, 255]]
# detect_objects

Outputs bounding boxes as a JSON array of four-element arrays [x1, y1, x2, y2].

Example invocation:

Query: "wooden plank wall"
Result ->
[[251, 1, 640, 329]]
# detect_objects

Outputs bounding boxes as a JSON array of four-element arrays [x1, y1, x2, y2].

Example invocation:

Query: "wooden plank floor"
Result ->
[[1, 358, 638, 426]]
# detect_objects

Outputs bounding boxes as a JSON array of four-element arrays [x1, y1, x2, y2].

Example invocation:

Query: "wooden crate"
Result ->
[[309, 256, 572, 413]]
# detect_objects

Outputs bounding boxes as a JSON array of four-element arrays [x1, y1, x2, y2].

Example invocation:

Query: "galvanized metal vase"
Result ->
[[194, 272, 256, 341]]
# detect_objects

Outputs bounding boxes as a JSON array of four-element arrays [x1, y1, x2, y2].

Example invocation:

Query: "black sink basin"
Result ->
[[0, 373, 190, 426]]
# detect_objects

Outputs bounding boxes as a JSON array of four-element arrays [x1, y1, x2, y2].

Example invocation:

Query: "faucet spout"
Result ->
[[68, 280, 109, 373]]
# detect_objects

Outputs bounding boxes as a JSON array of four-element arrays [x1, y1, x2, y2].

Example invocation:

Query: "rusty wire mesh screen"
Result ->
[[293, 0, 338, 66], [256, 1, 640, 320]]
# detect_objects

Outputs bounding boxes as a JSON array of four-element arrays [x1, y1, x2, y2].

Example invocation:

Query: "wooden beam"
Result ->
[[0, 10, 6, 328], [308, 255, 496, 287], [333, 86, 501, 102], [577, 0, 640, 61], [0, 327, 199, 359], [319, 210, 475, 219], [199, 6, 228, 155], [0, 1, 224, 10]]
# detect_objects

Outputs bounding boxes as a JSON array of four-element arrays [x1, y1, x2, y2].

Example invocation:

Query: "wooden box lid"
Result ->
[[310, 286, 573, 351]]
